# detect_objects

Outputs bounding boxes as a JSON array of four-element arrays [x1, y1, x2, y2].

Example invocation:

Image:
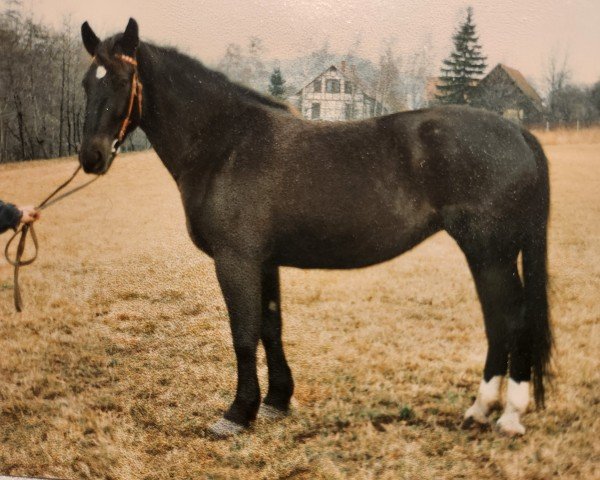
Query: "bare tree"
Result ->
[[216, 37, 269, 92], [398, 39, 434, 110], [544, 48, 571, 123], [372, 41, 403, 114]]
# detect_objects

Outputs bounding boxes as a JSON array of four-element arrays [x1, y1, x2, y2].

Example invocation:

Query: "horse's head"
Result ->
[[79, 18, 142, 174]]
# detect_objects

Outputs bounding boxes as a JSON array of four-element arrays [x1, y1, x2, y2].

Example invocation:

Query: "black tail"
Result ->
[[521, 130, 553, 408]]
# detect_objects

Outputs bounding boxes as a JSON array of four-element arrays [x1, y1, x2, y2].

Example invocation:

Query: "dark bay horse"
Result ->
[[79, 19, 552, 437]]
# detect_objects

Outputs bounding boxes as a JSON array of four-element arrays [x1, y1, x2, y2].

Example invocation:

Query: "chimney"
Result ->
[[341, 60, 346, 73]]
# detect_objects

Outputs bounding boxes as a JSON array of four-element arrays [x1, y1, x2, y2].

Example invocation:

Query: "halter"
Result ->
[[92, 52, 143, 152], [114, 53, 143, 144]]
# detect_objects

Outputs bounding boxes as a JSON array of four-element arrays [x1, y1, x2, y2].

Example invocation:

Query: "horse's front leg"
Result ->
[[209, 250, 262, 437]]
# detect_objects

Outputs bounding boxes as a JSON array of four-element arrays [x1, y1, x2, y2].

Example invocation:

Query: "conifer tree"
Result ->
[[436, 7, 487, 104], [268, 67, 286, 99]]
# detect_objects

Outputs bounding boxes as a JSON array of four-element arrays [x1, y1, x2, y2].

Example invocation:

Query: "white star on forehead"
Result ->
[[95, 65, 107, 79]]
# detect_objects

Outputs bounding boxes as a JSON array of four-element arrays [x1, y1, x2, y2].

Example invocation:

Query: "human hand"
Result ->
[[19, 205, 40, 224]]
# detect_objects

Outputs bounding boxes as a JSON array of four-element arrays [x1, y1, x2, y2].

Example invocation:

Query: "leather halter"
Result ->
[[114, 53, 143, 143], [92, 53, 143, 147]]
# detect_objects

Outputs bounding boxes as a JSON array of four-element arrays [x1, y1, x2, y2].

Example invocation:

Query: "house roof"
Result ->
[[487, 64, 543, 107], [427, 64, 543, 110], [296, 64, 377, 100]]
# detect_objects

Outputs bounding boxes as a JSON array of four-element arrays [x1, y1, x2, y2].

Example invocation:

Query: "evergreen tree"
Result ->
[[268, 67, 286, 99], [436, 7, 487, 104]]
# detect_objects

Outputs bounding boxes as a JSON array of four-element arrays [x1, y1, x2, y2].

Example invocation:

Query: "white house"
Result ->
[[289, 62, 389, 121]]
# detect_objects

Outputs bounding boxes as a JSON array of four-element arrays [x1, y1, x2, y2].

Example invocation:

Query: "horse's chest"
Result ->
[[179, 187, 217, 258], [184, 214, 214, 256]]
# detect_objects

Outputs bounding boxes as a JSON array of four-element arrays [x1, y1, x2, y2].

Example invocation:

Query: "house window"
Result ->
[[326, 79, 340, 93], [313, 79, 322, 92], [311, 103, 321, 119], [345, 103, 354, 120], [344, 81, 353, 94]]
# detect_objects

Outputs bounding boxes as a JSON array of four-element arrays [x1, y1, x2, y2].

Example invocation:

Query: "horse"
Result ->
[[78, 18, 552, 438]]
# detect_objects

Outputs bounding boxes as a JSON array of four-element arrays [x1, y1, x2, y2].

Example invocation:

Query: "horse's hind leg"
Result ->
[[497, 281, 533, 436], [461, 249, 524, 430], [258, 265, 294, 419]]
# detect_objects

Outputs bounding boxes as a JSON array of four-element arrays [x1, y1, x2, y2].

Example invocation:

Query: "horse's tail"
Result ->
[[521, 129, 553, 408]]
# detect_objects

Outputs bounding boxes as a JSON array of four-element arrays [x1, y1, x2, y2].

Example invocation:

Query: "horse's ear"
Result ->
[[120, 18, 139, 56], [81, 21, 100, 57]]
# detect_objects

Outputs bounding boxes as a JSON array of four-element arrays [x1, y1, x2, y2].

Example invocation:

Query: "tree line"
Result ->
[[234, 7, 600, 128], [1, 3, 598, 164], [219, 35, 434, 114], [0, 5, 87, 162]]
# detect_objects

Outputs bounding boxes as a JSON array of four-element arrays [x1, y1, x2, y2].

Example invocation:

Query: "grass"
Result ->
[[0, 138, 599, 479]]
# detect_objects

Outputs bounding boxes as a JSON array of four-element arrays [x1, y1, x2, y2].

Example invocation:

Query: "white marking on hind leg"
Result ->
[[497, 379, 529, 436], [464, 376, 502, 424], [268, 301, 277, 312]]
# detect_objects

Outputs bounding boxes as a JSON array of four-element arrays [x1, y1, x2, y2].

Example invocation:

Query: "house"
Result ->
[[289, 62, 389, 121], [469, 64, 544, 124]]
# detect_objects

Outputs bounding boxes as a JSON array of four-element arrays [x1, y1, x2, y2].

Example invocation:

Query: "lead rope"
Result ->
[[4, 165, 99, 312]]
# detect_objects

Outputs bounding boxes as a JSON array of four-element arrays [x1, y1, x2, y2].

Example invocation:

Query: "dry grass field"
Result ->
[[0, 134, 598, 479], [530, 126, 600, 146]]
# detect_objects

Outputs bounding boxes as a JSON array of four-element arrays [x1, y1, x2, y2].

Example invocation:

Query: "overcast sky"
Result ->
[[28, 0, 600, 86]]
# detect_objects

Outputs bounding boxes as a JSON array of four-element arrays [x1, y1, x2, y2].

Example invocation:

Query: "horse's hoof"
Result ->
[[207, 417, 246, 438], [462, 415, 490, 430], [258, 403, 288, 420], [496, 413, 526, 436], [462, 404, 489, 428]]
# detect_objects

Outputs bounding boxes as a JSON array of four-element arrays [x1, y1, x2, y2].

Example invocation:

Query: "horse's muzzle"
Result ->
[[79, 136, 113, 174]]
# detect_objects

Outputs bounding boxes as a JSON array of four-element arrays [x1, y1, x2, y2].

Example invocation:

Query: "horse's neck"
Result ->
[[137, 44, 239, 182]]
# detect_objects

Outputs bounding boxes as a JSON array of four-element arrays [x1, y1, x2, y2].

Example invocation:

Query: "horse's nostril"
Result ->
[[93, 150, 103, 163]]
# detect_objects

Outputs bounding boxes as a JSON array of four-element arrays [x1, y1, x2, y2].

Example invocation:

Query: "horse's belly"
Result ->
[[274, 209, 441, 269]]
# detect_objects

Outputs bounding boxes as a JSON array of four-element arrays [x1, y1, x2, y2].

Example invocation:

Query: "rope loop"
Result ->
[[4, 165, 99, 312]]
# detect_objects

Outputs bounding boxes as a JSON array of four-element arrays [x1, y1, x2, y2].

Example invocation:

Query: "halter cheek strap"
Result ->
[[115, 53, 143, 144]]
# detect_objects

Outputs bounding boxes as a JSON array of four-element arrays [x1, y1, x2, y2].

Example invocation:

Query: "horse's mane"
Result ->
[[134, 41, 294, 114]]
